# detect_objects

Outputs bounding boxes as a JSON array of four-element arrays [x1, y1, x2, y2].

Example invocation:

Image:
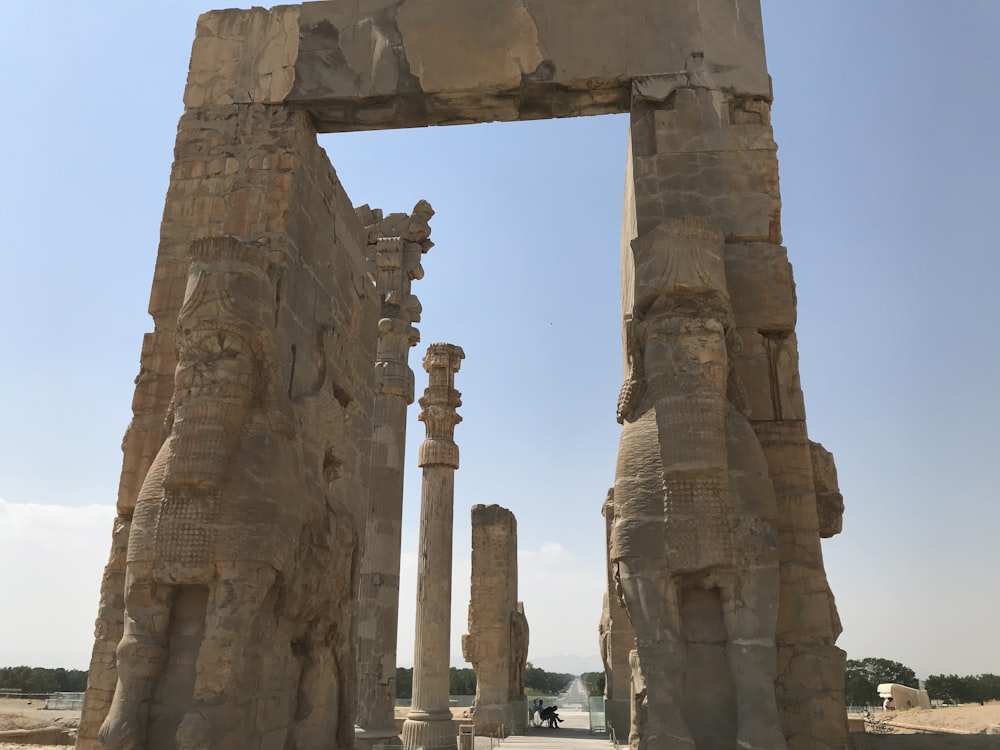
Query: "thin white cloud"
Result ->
[[517, 544, 605, 664], [0, 505, 604, 675], [0, 500, 116, 669], [396, 541, 605, 672], [525, 542, 574, 566]]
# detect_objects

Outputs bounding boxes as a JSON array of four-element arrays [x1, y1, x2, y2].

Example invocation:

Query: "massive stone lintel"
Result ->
[[184, 0, 770, 131]]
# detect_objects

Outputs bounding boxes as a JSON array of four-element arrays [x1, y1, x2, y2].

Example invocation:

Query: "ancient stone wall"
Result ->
[[599, 489, 635, 741], [79, 57, 377, 750], [726, 241, 848, 747], [78, 3, 849, 749], [462, 504, 528, 736]]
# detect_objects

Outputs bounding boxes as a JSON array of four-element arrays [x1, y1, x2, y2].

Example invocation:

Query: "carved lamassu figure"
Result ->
[[612, 218, 786, 750], [101, 237, 359, 750]]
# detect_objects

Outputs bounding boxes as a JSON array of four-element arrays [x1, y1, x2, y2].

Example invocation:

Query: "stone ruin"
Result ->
[[462, 504, 529, 737], [402, 343, 465, 750], [355, 201, 434, 748], [77, 2, 848, 749], [600, 489, 636, 741]]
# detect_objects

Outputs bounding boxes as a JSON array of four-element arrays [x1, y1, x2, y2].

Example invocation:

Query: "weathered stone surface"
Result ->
[[92, 236, 370, 750], [76, 517, 129, 748], [616, 58, 845, 747], [184, 1, 769, 131], [811, 441, 844, 539], [462, 504, 528, 737], [184, 7, 299, 109], [81, 2, 849, 748], [402, 344, 465, 750], [752, 419, 848, 748], [0, 726, 75, 745], [613, 217, 788, 750], [79, 102, 377, 750], [628, 87, 781, 244], [599, 489, 634, 741], [355, 201, 433, 748]]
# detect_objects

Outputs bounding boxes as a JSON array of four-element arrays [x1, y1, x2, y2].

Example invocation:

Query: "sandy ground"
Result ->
[[850, 704, 1000, 749], [0, 698, 78, 748], [2, 698, 998, 748]]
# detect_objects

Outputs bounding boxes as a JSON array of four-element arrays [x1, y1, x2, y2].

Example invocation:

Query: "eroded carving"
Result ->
[[462, 504, 528, 736], [612, 218, 786, 750], [355, 200, 436, 745], [99, 237, 360, 750]]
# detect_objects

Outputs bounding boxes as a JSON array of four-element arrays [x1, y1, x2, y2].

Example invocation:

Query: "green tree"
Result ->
[[580, 671, 606, 697], [523, 663, 574, 696], [978, 674, 1000, 702], [0, 666, 75, 695], [449, 668, 477, 695], [396, 667, 413, 699], [925, 673, 960, 704], [927, 673, 1000, 705], [52, 668, 88, 692], [844, 658, 918, 706]]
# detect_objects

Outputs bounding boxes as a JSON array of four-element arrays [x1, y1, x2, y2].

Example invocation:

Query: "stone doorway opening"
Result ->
[[318, 113, 630, 674]]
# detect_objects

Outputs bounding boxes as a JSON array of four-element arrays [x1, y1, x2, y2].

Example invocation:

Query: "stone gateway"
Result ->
[[78, 2, 847, 749]]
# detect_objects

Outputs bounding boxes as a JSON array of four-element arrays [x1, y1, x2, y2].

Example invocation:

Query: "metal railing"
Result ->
[[44, 692, 85, 710]]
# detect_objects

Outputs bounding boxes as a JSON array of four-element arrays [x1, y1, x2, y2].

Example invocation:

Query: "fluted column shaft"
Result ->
[[402, 343, 464, 750]]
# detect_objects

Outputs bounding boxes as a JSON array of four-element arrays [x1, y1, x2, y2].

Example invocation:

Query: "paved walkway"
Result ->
[[473, 710, 618, 750]]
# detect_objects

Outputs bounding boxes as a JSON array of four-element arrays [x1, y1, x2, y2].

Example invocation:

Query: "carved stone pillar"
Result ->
[[462, 504, 528, 737], [355, 201, 434, 748], [402, 343, 465, 750], [599, 489, 634, 741], [615, 67, 847, 749], [88, 231, 372, 750]]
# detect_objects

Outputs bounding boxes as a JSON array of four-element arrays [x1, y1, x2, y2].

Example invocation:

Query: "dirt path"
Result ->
[[851, 704, 1000, 749], [0, 699, 78, 748]]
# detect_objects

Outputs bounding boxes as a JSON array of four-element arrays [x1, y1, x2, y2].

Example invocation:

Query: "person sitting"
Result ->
[[540, 705, 563, 728], [531, 699, 544, 726]]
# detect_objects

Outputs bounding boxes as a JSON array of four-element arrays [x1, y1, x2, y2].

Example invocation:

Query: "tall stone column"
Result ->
[[355, 202, 434, 748], [462, 504, 529, 737], [402, 343, 465, 750]]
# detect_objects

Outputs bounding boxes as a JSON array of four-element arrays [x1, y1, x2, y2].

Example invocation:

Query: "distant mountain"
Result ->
[[529, 654, 603, 675]]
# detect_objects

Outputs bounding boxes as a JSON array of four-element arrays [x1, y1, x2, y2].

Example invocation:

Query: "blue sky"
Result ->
[[1, 2, 997, 679]]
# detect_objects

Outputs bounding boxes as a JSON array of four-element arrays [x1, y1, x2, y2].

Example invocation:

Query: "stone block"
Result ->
[[185, 7, 299, 108], [184, 1, 768, 130], [631, 149, 780, 242], [464, 504, 528, 736], [725, 243, 797, 331], [82, 102, 377, 748], [776, 644, 848, 750]]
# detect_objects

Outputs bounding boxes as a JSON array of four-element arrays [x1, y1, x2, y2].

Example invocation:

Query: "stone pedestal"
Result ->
[[402, 344, 465, 750]]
